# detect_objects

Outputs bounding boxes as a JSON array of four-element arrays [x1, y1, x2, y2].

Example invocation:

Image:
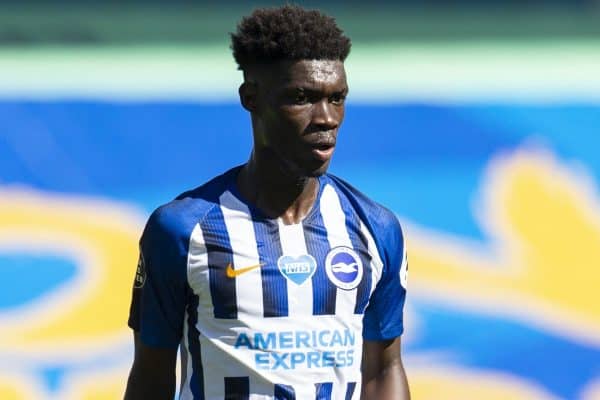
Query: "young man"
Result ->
[[125, 5, 409, 400]]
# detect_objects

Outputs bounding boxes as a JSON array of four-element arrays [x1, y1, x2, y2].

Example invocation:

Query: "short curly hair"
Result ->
[[231, 5, 351, 71]]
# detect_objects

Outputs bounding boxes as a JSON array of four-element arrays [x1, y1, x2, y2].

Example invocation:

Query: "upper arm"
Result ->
[[124, 332, 178, 400], [362, 337, 402, 381], [361, 337, 409, 400], [363, 216, 407, 341], [361, 214, 410, 398], [128, 208, 189, 348], [125, 209, 190, 398]]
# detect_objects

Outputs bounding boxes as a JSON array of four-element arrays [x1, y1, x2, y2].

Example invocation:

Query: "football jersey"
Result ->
[[128, 166, 408, 400]]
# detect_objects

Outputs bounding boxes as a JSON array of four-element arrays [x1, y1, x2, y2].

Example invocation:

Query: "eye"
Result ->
[[294, 91, 309, 105], [330, 92, 346, 105]]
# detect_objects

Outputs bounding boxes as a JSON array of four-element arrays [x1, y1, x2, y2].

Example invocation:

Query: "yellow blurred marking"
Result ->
[[63, 366, 128, 400], [0, 189, 142, 350], [0, 374, 45, 400], [410, 366, 558, 400], [0, 384, 24, 400], [410, 150, 600, 341]]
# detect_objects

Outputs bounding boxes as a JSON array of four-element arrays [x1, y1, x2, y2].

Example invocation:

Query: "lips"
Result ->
[[303, 132, 336, 162], [307, 140, 336, 162], [305, 132, 336, 147]]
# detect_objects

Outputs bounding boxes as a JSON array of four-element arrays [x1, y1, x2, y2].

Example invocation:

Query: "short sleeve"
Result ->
[[128, 208, 189, 349], [362, 216, 408, 340]]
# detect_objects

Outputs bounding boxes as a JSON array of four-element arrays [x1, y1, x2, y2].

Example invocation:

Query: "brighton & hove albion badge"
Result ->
[[325, 246, 363, 290]]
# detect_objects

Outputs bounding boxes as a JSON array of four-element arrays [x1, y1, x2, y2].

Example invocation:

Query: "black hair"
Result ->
[[231, 4, 351, 71]]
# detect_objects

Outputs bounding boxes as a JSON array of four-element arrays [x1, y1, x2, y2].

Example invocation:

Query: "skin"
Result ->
[[124, 59, 410, 400], [362, 338, 410, 400], [124, 332, 176, 400]]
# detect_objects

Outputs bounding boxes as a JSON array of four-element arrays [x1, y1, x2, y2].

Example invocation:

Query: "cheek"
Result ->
[[337, 106, 346, 122], [276, 106, 312, 132]]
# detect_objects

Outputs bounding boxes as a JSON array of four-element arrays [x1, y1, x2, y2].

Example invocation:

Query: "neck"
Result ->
[[237, 150, 320, 224]]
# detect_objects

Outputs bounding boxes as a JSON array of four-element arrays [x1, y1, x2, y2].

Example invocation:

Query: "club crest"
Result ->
[[325, 246, 363, 290], [277, 254, 317, 285]]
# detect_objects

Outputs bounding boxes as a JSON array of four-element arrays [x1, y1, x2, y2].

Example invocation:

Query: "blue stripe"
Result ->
[[304, 209, 336, 315], [224, 376, 249, 400], [274, 383, 296, 399], [254, 219, 288, 317], [345, 382, 357, 400], [343, 206, 373, 314], [186, 294, 205, 399], [203, 207, 237, 319], [315, 382, 333, 400]]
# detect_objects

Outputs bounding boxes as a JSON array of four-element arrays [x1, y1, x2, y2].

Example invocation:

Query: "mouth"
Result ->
[[303, 130, 337, 163], [308, 141, 336, 162]]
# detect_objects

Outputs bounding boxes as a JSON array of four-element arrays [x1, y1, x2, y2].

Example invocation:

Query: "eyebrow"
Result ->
[[285, 85, 349, 95]]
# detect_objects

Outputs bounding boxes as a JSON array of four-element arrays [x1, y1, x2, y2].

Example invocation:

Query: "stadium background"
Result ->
[[1, 1, 599, 399]]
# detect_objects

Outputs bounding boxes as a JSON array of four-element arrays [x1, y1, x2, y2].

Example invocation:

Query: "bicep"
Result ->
[[362, 337, 402, 382], [124, 332, 178, 400], [361, 337, 410, 400]]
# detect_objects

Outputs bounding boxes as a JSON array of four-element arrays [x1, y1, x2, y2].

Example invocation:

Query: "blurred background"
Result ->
[[1, 1, 599, 399]]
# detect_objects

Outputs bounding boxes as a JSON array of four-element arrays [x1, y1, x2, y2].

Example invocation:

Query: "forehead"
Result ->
[[264, 60, 347, 89]]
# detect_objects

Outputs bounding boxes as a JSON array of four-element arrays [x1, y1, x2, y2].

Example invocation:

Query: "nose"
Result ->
[[311, 99, 339, 130]]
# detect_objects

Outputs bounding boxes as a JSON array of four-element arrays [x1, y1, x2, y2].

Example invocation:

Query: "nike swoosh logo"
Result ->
[[225, 262, 264, 278]]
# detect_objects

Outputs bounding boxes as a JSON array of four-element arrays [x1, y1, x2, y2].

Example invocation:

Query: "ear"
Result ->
[[239, 82, 257, 112]]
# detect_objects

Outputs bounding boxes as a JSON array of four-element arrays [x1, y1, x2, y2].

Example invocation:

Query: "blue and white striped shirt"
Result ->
[[129, 166, 407, 400]]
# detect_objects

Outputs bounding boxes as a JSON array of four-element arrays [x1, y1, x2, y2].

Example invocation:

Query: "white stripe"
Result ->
[[198, 335, 225, 399], [277, 220, 314, 316], [248, 381, 274, 400], [331, 382, 344, 400], [179, 313, 193, 400], [352, 381, 361, 400], [319, 184, 357, 317], [185, 223, 210, 399], [294, 383, 316, 400], [187, 223, 213, 312], [219, 191, 264, 319], [359, 220, 384, 294]]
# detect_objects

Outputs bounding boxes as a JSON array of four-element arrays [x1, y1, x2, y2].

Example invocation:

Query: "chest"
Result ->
[[187, 208, 381, 322]]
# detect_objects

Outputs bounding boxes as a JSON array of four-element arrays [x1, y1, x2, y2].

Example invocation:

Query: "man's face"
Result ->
[[250, 59, 348, 177]]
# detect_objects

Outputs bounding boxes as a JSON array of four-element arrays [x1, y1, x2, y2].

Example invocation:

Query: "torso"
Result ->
[[135, 166, 406, 400]]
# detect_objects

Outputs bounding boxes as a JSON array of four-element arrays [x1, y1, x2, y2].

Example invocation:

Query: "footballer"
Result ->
[[125, 5, 410, 400]]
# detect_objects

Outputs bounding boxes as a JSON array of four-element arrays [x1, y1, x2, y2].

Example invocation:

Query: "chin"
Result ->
[[281, 154, 331, 179], [304, 161, 331, 177], [305, 170, 326, 178]]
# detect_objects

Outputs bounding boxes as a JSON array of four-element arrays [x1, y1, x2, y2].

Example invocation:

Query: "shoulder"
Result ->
[[144, 166, 240, 247], [325, 174, 402, 236], [325, 174, 404, 264]]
